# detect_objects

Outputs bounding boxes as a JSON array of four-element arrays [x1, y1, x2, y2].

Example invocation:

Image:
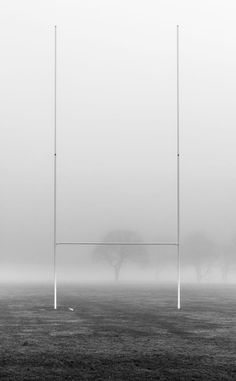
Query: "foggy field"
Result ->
[[0, 284, 235, 380]]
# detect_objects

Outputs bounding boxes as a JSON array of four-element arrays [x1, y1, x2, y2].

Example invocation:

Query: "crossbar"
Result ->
[[56, 242, 178, 246]]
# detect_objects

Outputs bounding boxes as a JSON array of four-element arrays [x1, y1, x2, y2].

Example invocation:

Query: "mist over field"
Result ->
[[0, 0, 236, 286], [1, 234, 236, 284]]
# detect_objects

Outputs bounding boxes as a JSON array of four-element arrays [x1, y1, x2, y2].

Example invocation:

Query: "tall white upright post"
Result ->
[[177, 25, 181, 310], [54, 25, 57, 310], [52, 26, 181, 310]]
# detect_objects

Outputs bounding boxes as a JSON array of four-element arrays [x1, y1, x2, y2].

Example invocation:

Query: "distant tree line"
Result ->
[[183, 231, 236, 282], [92, 229, 236, 283]]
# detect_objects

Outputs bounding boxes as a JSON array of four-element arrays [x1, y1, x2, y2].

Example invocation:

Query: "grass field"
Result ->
[[0, 284, 235, 380]]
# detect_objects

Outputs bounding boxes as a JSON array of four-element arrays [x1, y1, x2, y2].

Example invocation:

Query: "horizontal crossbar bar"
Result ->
[[56, 242, 178, 246]]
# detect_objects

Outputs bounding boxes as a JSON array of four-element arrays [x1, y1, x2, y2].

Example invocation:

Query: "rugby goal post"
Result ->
[[53, 25, 181, 310]]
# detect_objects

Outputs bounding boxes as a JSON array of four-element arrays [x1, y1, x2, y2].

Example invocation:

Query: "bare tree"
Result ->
[[92, 230, 148, 282]]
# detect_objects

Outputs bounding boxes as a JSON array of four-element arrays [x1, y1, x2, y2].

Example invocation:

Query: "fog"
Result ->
[[0, 0, 236, 283]]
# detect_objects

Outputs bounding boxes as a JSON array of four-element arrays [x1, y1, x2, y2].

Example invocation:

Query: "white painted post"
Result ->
[[176, 25, 181, 310], [53, 25, 57, 310]]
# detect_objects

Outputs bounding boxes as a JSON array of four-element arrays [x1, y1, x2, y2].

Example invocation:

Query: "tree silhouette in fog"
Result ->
[[183, 231, 217, 282], [93, 230, 147, 282]]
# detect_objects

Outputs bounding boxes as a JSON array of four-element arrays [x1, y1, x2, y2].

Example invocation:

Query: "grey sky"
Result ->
[[0, 1, 236, 281]]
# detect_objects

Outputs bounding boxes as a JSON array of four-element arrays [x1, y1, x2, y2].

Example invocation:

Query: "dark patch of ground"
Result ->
[[0, 284, 235, 380]]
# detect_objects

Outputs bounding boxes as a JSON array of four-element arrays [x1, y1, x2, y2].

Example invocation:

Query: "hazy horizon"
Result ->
[[0, 0, 236, 283]]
